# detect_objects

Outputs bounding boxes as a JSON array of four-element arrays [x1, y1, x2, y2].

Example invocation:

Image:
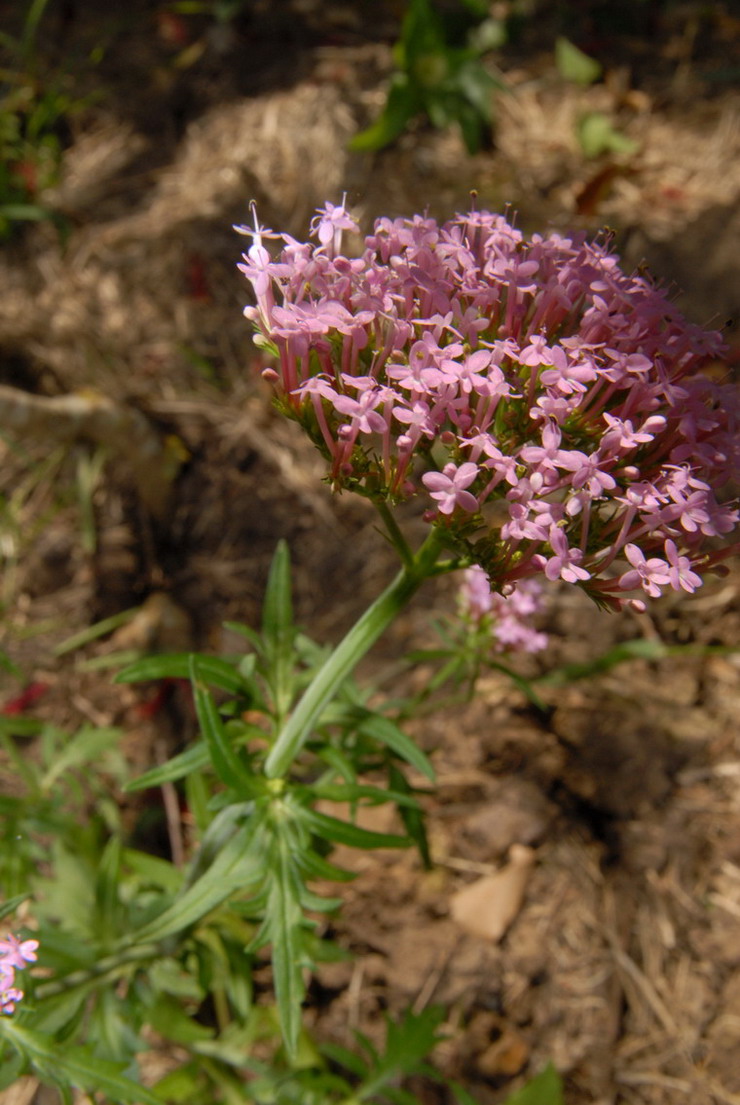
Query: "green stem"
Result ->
[[264, 527, 447, 779], [33, 943, 160, 1001], [374, 499, 414, 569]]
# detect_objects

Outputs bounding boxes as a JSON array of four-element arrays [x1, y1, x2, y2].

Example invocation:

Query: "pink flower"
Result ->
[[0, 933, 37, 1015], [240, 201, 738, 606], [664, 539, 702, 593], [619, 544, 671, 598], [310, 199, 359, 255], [0, 935, 38, 969], [422, 462, 479, 515], [535, 526, 591, 583], [459, 568, 548, 653]]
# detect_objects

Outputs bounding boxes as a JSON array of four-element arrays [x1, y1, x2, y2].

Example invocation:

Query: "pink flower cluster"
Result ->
[[459, 567, 548, 653], [238, 201, 739, 608], [0, 932, 37, 1014]]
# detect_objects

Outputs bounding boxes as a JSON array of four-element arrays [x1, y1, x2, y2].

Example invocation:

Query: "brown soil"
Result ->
[[0, 2, 739, 1102]]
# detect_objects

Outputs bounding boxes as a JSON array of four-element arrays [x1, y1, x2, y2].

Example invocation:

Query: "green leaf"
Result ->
[[316, 743, 356, 783], [576, 111, 638, 159], [539, 638, 669, 684], [389, 763, 431, 868], [295, 848, 356, 884], [148, 994, 215, 1046], [0, 1022, 164, 1105], [124, 740, 209, 791], [88, 986, 142, 1065], [357, 1007, 446, 1100], [0, 1050, 25, 1091], [40, 725, 121, 791], [301, 808, 409, 851], [486, 660, 547, 711], [456, 58, 497, 121], [321, 1039, 369, 1079], [0, 716, 43, 737], [261, 540, 296, 719], [25, 988, 89, 1039], [115, 653, 248, 697], [555, 37, 602, 85], [310, 781, 419, 808], [502, 1063, 563, 1105], [131, 815, 264, 943], [383, 1087, 420, 1105], [52, 607, 139, 656], [189, 655, 256, 794], [349, 74, 423, 151], [0, 893, 30, 922], [94, 835, 123, 937], [399, 0, 445, 65], [150, 1060, 201, 1103], [357, 713, 435, 781], [0, 649, 22, 678], [184, 769, 211, 833], [450, 1081, 481, 1105], [268, 835, 306, 1058], [124, 848, 183, 893], [0, 203, 51, 222]]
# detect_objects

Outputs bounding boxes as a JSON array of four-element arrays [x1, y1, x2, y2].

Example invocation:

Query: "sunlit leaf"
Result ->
[[261, 540, 296, 719], [349, 75, 423, 151], [555, 37, 602, 85], [576, 111, 638, 159]]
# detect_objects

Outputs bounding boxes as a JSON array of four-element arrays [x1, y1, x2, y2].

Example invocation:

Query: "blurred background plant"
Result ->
[[349, 0, 648, 156], [0, 0, 92, 240], [350, 0, 506, 153]]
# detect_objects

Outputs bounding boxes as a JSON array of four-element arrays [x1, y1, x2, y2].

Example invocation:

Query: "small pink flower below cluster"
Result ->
[[0, 932, 38, 1015], [459, 566, 548, 653]]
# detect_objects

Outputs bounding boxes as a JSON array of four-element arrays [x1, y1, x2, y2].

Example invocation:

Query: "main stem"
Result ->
[[264, 527, 447, 778]]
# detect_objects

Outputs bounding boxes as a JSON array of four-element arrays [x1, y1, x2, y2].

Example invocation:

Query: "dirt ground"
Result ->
[[1, 2, 739, 1102]]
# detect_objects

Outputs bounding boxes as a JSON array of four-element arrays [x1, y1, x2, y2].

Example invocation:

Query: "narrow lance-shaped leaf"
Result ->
[[268, 833, 307, 1058], [94, 835, 123, 939], [131, 818, 264, 944], [116, 653, 248, 697], [189, 655, 255, 794], [125, 740, 209, 792], [0, 893, 30, 922], [261, 540, 295, 720], [357, 712, 435, 781], [301, 807, 410, 850], [388, 762, 431, 869]]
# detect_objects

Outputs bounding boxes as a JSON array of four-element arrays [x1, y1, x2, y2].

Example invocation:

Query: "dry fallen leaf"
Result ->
[[450, 844, 536, 943]]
